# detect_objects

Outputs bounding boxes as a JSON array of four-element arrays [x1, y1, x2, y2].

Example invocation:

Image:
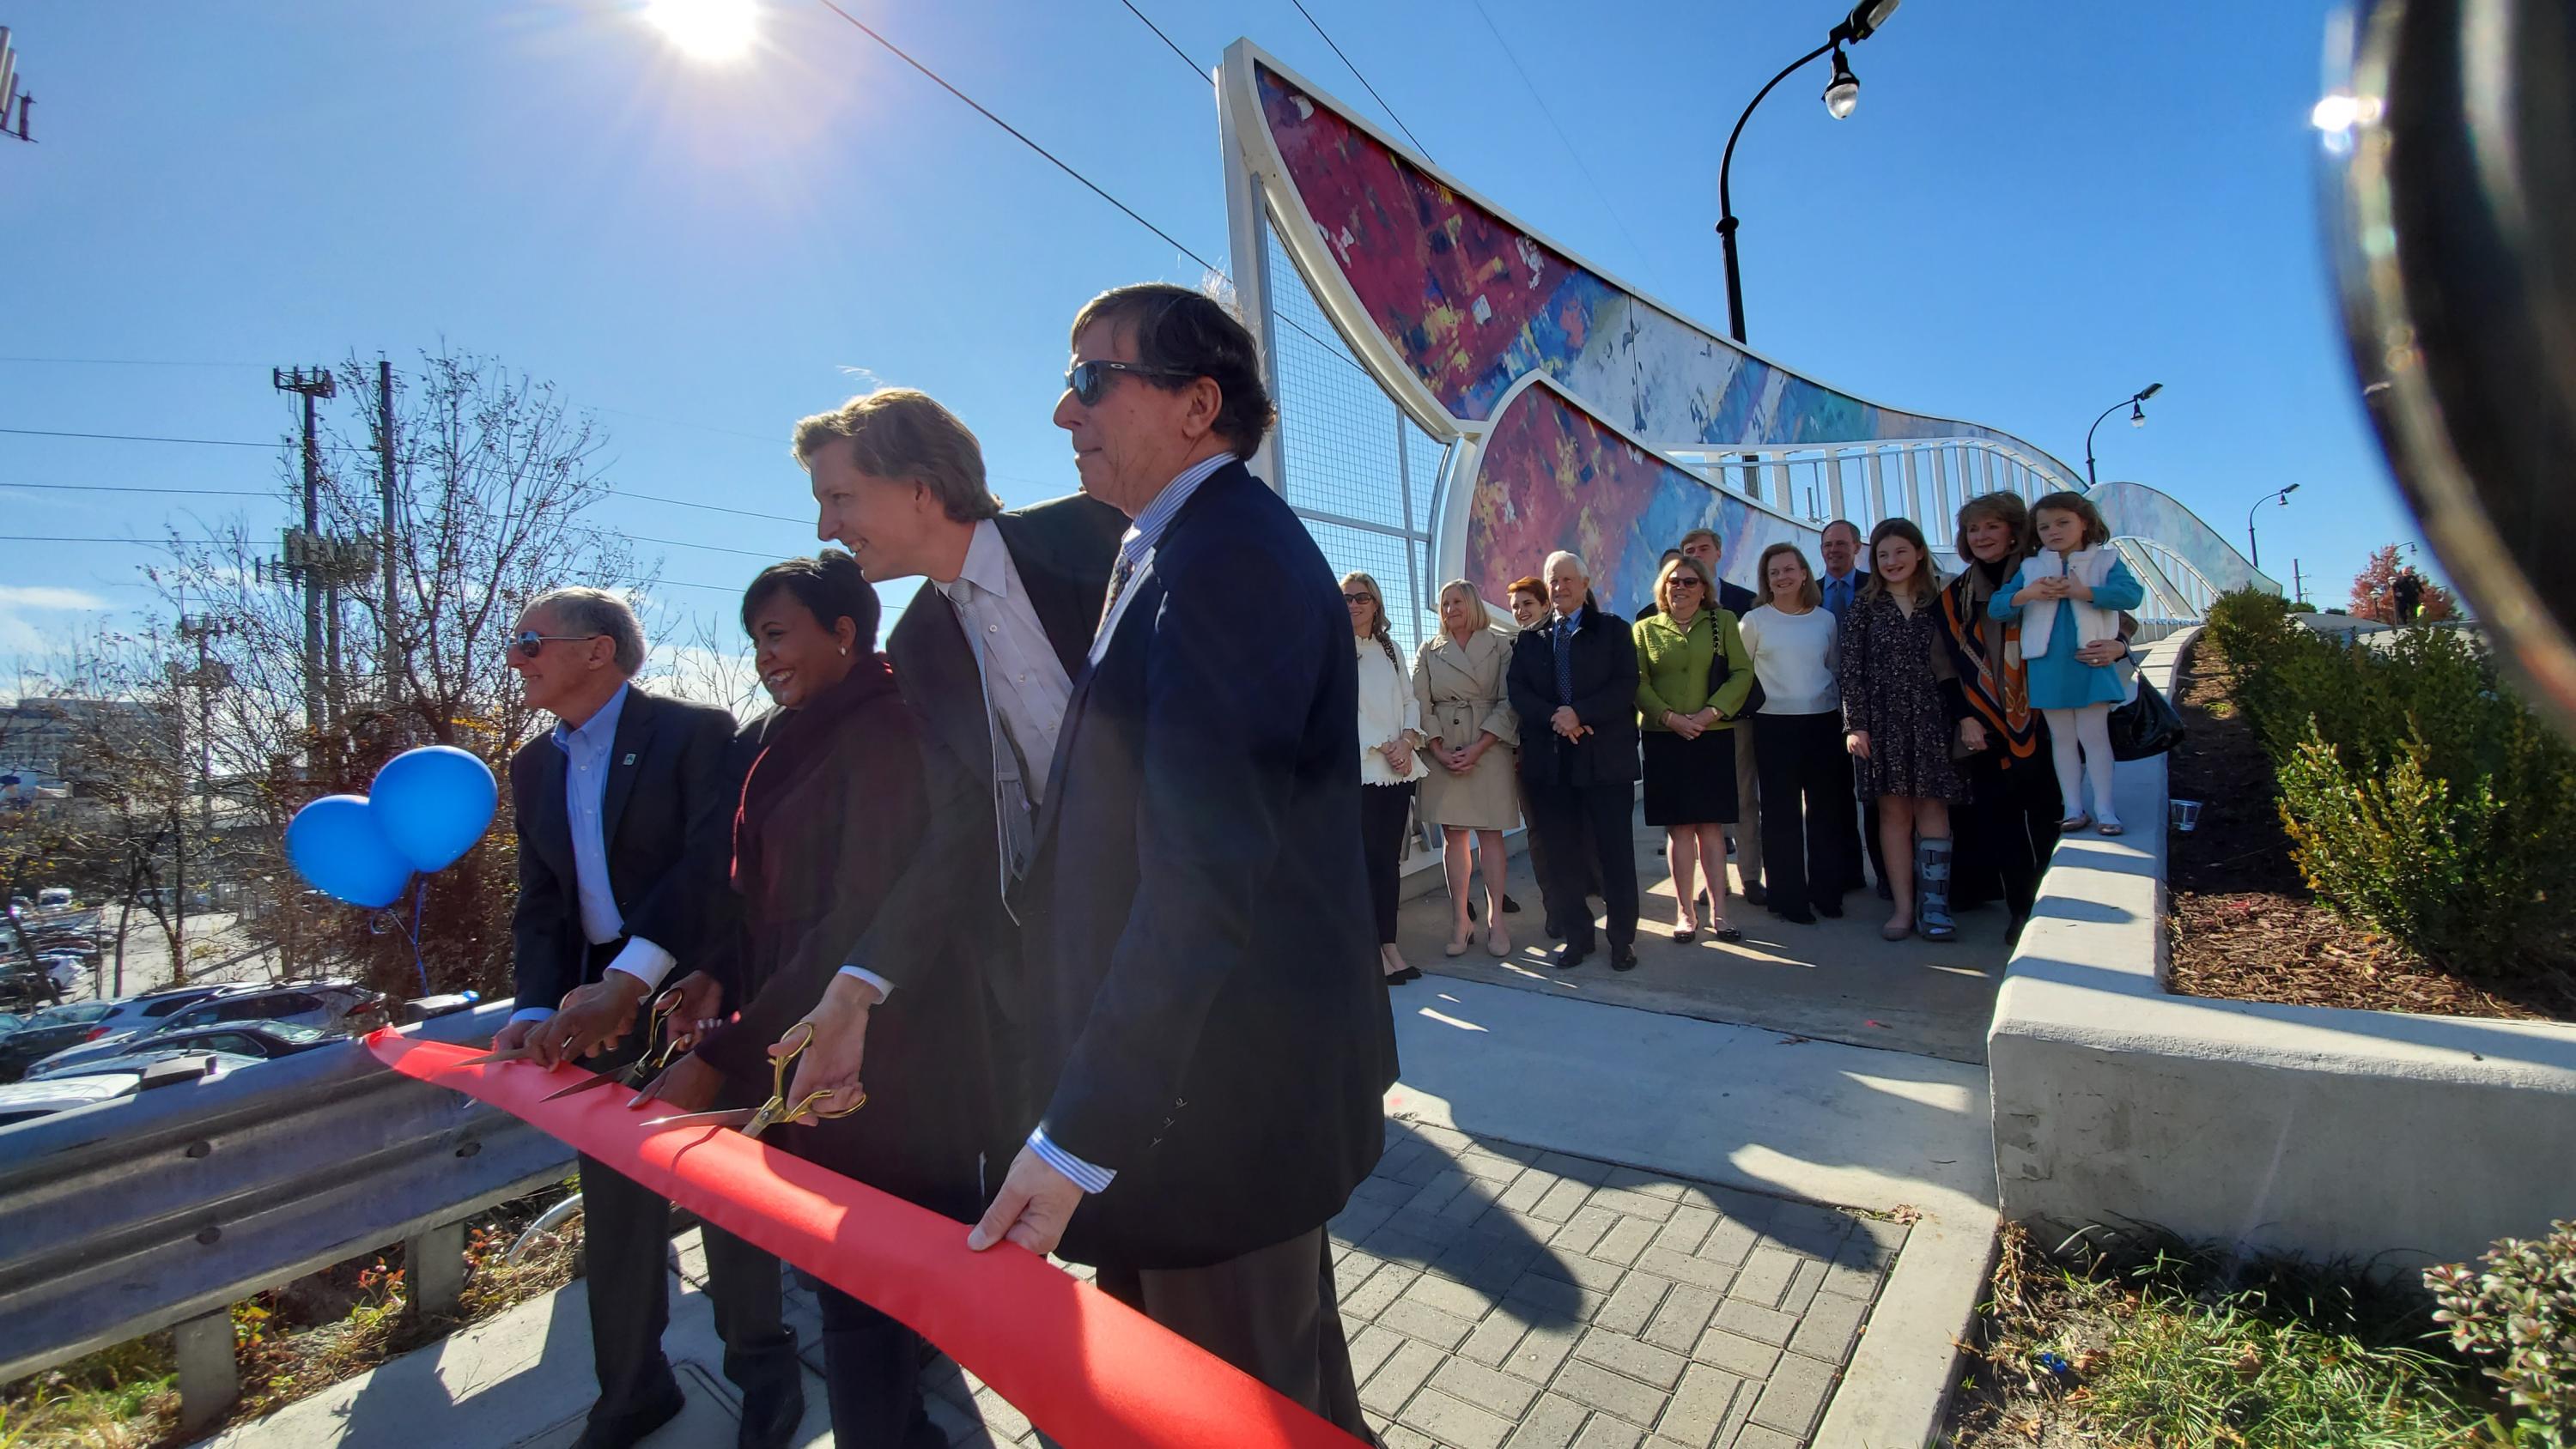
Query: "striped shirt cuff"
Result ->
[[1027, 1125, 1115, 1193]]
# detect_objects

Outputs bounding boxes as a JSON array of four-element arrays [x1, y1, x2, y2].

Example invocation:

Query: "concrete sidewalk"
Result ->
[[1394, 822, 2011, 1064], [200, 979, 1994, 1449]]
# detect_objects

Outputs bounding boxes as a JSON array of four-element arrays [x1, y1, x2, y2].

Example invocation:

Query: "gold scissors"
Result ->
[[639, 1022, 866, 1139], [538, 994, 686, 1101]]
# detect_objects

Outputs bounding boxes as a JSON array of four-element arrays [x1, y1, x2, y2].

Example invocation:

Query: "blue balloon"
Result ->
[[369, 746, 499, 873], [285, 795, 414, 908]]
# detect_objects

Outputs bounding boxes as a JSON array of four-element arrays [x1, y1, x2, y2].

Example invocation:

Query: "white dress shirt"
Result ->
[[509, 682, 677, 1024], [835, 518, 1076, 1002]]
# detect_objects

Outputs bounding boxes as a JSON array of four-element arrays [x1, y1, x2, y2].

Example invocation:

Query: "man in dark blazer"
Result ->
[[963, 283, 1394, 1440], [1513, 550, 1644, 971], [489, 587, 801, 1449], [1818, 518, 1886, 897], [707, 388, 1124, 1446]]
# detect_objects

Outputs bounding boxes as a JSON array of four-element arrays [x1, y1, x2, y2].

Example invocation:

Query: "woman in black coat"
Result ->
[[635, 550, 996, 1449]]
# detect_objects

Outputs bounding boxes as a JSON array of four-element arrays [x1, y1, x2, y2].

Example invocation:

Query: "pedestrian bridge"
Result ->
[[1218, 40, 2269, 646]]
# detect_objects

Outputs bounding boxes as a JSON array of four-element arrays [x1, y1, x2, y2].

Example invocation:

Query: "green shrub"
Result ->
[[2276, 727, 2535, 963], [2427, 1220, 2576, 1446], [2213, 595, 2576, 975]]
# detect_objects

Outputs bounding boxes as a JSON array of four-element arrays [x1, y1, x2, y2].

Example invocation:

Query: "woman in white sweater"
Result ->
[[1346, 571, 1428, 982], [1735, 543, 1850, 925]]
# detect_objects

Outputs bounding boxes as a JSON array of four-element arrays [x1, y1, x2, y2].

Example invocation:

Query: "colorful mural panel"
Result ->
[[1465, 379, 1816, 618], [1255, 64, 2052, 464]]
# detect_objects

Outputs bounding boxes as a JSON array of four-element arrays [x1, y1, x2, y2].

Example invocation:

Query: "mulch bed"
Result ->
[[2163, 636, 2576, 1023]]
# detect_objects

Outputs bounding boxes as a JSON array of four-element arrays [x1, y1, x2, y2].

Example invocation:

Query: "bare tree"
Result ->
[[151, 347, 648, 997]]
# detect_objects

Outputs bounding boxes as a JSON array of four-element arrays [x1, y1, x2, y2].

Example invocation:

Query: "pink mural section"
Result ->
[[1255, 62, 2038, 460], [1467, 382, 1812, 616]]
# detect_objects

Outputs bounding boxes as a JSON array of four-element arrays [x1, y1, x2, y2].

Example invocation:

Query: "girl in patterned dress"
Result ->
[[1841, 518, 1971, 941]]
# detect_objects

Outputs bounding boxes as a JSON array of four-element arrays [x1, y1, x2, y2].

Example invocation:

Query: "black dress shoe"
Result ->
[[574, 1383, 686, 1449], [1777, 906, 1817, 925], [1816, 898, 1844, 919], [1611, 945, 1638, 971], [1557, 943, 1591, 970], [1503, 894, 1522, 914], [739, 1385, 807, 1449], [1742, 882, 1768, 908]]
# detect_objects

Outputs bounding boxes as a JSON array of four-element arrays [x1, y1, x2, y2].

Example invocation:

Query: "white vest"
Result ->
[[2017, 548, 2121, 660]]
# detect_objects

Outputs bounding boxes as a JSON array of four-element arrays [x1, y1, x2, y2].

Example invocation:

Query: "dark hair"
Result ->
[[2029, 490, 2111, 548], [1820, 518, 1862, 547], [1954, 491, 2036, 565], [1070, 283, 1277, 460], [740, 549, 881, 650]]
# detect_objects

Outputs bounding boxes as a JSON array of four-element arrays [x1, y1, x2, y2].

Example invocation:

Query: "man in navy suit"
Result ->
[[966, 283, 1394, 1439]]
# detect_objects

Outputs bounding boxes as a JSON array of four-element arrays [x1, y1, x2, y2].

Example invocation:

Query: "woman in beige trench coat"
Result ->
[[1415, 579, 1522, 957]]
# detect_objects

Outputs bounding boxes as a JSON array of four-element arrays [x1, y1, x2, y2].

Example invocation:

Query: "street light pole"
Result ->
[[1715, 0, 1905, 343], [2245, 482, 2300, 569], [2084, 383, 2164, 488]]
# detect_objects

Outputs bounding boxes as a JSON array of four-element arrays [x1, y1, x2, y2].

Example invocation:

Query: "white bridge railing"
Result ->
[[1664, 435, 2083, 554]]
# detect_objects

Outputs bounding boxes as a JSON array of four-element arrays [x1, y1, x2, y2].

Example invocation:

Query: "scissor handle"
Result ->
[[766, 1021, 817, 1097], [783, 1088, 866, 1125]]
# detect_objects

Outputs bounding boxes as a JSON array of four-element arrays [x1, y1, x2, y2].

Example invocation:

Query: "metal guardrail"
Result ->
[[0, 1003, 575, 1393]]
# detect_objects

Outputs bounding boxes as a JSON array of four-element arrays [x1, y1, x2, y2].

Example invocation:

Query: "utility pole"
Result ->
[[2293, 559, 2305, 608], [376, 359, 402, 716], [273, 366, 337, 748]]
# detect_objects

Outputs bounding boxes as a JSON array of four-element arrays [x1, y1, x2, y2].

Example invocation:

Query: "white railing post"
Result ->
[[1826, 452, 1847, 523]]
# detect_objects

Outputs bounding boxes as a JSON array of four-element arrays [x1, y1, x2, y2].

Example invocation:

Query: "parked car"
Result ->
[[23, 983, 376, 1081], [0, 1001, 112, 1082], [0, 963, 65, 1010], [27, 1019, 330, 1078], [0, 1011, 26, 1037], [33, 888, 71, 910], [0, 1052, 253, 1128], [153, 979, 383, 1036]]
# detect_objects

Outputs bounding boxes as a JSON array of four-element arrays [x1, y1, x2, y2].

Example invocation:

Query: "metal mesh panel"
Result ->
[[1261, 218, 1444, 657]]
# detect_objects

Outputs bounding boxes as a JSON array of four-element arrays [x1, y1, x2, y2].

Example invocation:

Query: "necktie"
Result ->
[[1101, 551, 1137, 627], [1552, 621, 1575, 706]]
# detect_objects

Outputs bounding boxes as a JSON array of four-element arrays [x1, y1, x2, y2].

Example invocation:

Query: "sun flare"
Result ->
[[644, 0, 758, 63]]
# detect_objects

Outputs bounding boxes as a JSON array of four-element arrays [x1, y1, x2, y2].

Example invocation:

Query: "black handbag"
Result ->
[[2108, 675, 2185, 760]]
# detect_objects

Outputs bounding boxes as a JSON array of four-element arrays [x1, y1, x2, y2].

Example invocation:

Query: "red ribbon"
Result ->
[[369, 1031, 1363, 1449]]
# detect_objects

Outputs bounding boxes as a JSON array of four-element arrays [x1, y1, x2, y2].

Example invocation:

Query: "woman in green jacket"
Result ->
[[1634, 554, 1756, 943]]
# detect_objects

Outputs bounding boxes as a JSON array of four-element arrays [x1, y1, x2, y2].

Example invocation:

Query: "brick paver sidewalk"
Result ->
[[919, 1120, 1911, 1449]]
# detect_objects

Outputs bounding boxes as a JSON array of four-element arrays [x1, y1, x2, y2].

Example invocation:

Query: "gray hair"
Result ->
[[527, 586, 646, 676], [1541, 549, 1589, 582]]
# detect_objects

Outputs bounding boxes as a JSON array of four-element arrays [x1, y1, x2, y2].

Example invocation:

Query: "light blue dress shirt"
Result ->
[[508, 682, 677, 1024]]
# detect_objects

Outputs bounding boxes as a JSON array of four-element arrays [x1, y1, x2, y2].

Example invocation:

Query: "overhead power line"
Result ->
[[1465, 0, 1665, 293], [1287, 0, 1432, 161], [4, 482, 270, 498], [811, 0, 1223, 278], [1115, 0, 1209, 80]]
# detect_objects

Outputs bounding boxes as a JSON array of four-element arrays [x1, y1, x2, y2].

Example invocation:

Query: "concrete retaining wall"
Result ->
[[1989, 629, 2576, 1270]]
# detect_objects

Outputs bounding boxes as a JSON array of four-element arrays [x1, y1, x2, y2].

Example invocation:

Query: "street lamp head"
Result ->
[[2283, 482, 2302, 496], [1822, 48, 1860, 120], [1833, 0, 1904, 44], [2136, 382, 2164, 401], [2129, 401, 2147, 427]]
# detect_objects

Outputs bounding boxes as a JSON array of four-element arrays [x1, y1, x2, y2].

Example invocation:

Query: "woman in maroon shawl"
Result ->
[[636, 549, 997, 1448]]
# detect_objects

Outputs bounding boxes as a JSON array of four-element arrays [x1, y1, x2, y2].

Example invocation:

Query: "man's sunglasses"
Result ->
[[1064, 359, 1194, 407], [513, 630, 601, 658]]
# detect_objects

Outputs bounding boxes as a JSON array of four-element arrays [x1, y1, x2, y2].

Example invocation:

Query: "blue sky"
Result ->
[[2, 0, 2419, 664]]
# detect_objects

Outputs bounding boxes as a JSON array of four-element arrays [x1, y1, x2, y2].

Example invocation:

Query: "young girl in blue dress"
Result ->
[[1990, 491, 2145, 835]]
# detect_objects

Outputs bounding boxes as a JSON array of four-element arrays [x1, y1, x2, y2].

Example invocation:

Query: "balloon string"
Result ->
[[408, 879, 428, 994]]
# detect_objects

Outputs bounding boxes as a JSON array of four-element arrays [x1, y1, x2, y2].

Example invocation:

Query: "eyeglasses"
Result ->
[[1668, 577, 1704, 591], [1064, 359, 1194, 406], [512, 630, 602, 658], [1343, 593, 1374, 604]]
